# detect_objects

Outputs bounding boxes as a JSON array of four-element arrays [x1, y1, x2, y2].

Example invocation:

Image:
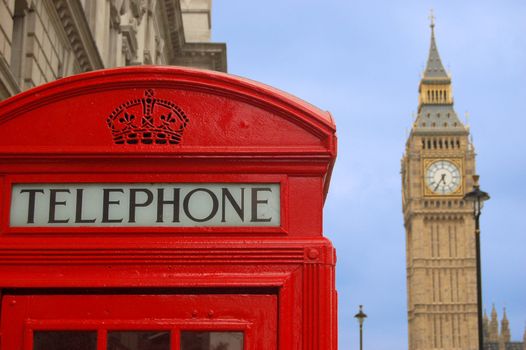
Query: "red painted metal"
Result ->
[[2, 294, 277, 350], [0, 66, 337, 349]]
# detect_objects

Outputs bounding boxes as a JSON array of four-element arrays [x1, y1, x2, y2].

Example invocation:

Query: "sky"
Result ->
[[213, 1, 526, 349]]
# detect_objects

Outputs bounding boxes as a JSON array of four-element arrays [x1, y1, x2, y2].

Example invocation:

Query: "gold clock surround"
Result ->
[[423, 158, 464, 197]]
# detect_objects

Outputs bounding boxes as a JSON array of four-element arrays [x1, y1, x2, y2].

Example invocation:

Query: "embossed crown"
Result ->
[[107, 89, 189, 145]]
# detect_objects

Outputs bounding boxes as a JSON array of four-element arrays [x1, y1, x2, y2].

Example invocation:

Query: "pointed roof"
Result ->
[[489, 304, 500, 342], [502, 308, 509, 322], [483, 310, 490, 342], [412, 15, 466, 135], [492, 304, 498, 317], [501, 308, 511, 342], [423, 17, 449, 79]]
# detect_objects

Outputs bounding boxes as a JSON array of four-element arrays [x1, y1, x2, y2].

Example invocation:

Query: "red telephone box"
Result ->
[[0, 67, 337, 350]]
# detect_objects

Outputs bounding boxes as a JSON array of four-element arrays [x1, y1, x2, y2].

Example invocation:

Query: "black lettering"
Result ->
[[221, 188, 245, 222], [20, 189, 44, 224], [129, 188, 154, 223], [75, 189, 96, 223], [102, 188, 124, 223], [157, 188, 180, 223], [251, 187, 272, 222], [183, 188, 218, 222], [48, 189, 70, 223]]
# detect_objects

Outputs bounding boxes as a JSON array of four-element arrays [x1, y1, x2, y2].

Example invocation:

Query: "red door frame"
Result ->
[[2, 293, 277, 350]]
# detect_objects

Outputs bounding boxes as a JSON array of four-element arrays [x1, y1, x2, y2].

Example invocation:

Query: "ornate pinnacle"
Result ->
[[429, 9, 435, 29]]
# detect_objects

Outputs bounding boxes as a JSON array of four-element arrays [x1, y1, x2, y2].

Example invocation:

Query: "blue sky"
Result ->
[[213, 1, 526, 349]]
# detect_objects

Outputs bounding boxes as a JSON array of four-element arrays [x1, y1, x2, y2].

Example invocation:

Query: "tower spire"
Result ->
[[501, 308, 511, 342], [412, 14, 466, 134], [423, 11, 448, 79], [483, 309, 490, 342], [429, 9, 435, 29], [489, 304, 499, 342]]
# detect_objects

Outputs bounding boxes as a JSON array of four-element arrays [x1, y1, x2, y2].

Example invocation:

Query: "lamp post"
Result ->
[[463, 175, 490, 350], [354, 305, 367, 350]]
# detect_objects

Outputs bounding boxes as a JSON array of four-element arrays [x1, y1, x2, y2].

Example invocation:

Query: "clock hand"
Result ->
[[434, 174, 446, 191]]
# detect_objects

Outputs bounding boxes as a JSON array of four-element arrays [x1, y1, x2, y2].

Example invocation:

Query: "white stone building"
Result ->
[[0, 0, 226, 100]]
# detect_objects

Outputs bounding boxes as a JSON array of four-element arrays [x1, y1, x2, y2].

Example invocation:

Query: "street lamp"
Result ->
[[354, 305, 367, 350], [463, 174, 490, 350]]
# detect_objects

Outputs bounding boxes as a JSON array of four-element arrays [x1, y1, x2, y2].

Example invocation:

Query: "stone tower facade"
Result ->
[[401, 20, 480, 350]]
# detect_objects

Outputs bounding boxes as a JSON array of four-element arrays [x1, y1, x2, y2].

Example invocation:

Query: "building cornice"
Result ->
[[420, 77, 451, 85], [53, 0, 104, 71], [176, 42, 227, 72], [411, 128, 468, 136], [161, 0, 227, 72]]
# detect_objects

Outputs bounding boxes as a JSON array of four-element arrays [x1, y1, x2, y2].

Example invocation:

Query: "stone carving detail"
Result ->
[[129, 0, 148, 24], [147, 0, 157, 14], [53, 0, 104, 72], [110, 0, 128, 29], [155, 36, 165, 60], [143, 50, 152, 64], [107, 89, 189, 145]]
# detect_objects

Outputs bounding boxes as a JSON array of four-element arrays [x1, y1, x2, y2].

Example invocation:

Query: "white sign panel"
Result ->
[[10, 183, 280, 227]]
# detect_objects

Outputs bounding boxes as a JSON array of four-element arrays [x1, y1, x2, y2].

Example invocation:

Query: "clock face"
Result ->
[[425, 160, 462, 195]]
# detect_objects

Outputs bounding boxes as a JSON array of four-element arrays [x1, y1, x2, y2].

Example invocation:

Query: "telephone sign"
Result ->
[[11, 183, 280, 227]]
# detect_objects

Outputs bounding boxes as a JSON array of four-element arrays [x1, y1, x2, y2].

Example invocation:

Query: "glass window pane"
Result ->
[[181, 332, 244, 350], [34, 331, 97, 350], [108, 331, 170, 350]]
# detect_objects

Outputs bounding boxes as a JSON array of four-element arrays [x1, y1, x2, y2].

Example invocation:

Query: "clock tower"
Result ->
[[401, 19, 479, 350]]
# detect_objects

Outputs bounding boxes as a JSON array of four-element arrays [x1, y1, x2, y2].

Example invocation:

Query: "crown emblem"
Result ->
[[107, 89, 189, 145]]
